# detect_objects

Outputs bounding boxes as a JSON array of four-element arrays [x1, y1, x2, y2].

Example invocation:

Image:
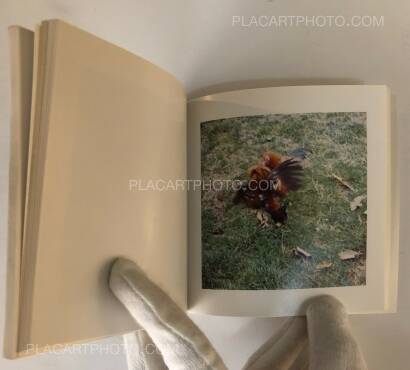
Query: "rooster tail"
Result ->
[[272, 158, 304, 191]]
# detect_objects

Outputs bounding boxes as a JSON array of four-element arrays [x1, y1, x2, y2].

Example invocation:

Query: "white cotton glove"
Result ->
[[109, 257, 228, 370], [122, 329, 167, 370], [109, 258, 367, 370], [306, 295, 368, 370], [243, 317, 308, 370], [244, 295, 368, 370]]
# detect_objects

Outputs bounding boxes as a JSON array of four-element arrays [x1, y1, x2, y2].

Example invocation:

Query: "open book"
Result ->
[[5, 19, 399, 358]]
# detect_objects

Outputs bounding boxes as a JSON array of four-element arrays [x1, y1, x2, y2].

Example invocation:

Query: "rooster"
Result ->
[[233, 150, 304, 223]]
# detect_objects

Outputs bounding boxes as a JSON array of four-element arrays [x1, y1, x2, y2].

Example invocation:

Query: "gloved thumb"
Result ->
[[306, 295, 367, 370]]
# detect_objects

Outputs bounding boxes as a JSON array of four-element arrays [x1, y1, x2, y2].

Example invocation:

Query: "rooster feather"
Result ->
[[234, 150, 304, 223]]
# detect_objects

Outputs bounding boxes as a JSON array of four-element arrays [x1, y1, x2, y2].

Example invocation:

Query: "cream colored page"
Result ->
[[24, 20, 187, 349], [187, 85, 393, 316], [5, 27, 34, 358]]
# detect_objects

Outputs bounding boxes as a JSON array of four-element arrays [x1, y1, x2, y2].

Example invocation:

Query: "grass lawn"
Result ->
[[201, 112, 367, 290]]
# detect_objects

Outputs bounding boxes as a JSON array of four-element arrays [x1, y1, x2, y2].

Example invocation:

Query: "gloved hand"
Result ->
[[109, 258, 367, 370]]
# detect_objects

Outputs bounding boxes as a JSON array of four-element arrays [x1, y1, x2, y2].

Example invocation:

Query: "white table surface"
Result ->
[[0, 1, 409, 369]]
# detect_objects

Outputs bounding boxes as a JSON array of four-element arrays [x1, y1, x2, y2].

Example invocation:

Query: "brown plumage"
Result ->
[[233, 151, 304, 223]]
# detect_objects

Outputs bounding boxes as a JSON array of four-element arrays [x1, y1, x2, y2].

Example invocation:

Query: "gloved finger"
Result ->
[[109, 257, 228, 370], [306, 295, 367, 370], [123, 329, 168, 370], [243, 317, 308, 370]]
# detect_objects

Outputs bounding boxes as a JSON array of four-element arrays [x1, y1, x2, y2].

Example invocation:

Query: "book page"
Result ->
[[20, 20, 187, 351], [187, 85, 395, 316], [5, 26, 34, 358]]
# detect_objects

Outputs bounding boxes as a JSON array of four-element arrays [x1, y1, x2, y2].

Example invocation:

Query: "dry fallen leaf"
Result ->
[[350, 195, 366, 211], [338, 249, 361, 260], [331, 173, 355, 191], [294, 247, 311, 258], [316, 260, 332, 270], [256, 210, 269, 228]]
